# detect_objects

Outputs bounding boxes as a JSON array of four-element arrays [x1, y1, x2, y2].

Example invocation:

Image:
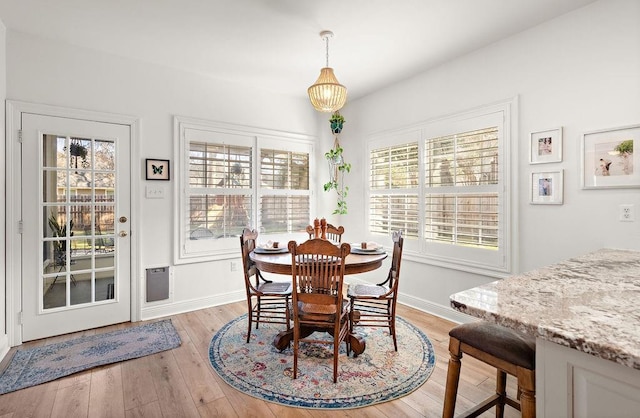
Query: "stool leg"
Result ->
[[443, 337, 462, 418], [517, 368, 536, 418], [495, 370, 507, 418]]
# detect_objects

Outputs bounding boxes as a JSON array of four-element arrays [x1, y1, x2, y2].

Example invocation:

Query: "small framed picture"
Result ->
[[146, 159, 170, 181], [581, 124, 639, 189], [530, 127, 562, 164], [530, 170, 563, 205]]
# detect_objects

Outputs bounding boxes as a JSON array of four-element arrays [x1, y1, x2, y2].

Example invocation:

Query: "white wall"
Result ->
[[0, 18, 8, 356], [5, 31, 319, 321], [344, 0, 640, 319]]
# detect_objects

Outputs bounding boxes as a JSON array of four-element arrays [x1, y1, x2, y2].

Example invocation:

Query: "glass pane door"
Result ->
[[42, 135, 117, 309]]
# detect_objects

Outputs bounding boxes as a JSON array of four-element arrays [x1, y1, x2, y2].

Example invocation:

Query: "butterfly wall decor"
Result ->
[[146, 159, 170, 180]]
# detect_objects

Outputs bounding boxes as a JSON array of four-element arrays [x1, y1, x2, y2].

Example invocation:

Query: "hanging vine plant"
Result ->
[[324, 112, 351, 215]]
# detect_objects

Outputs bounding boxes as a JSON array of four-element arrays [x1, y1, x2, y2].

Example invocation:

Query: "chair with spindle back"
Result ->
[[240, 228, 291, 343], [348, 230, 403, 351], [288, 238, 351, 383], [305, 223, 345, 242]]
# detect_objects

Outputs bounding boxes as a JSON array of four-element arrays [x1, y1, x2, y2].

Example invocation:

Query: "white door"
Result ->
[[21, 113, 131, 341]]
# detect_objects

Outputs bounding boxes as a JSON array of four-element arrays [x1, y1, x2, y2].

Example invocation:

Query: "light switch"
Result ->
[[146, 185, 165, 199]]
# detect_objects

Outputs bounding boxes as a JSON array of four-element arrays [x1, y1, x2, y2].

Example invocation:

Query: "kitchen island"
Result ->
[[450, 248, 640, 418]]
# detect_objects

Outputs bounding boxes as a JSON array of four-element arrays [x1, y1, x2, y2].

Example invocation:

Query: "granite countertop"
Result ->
[[450, 248, 640, 370]]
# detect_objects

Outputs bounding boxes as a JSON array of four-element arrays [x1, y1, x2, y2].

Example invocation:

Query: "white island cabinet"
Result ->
[[450, 249, 640, 418]]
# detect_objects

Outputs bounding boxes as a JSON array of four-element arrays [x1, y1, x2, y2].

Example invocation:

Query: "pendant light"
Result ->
[[307, 31, 347, 113]]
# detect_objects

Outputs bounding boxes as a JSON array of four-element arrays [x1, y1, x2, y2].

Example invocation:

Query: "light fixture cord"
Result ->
[[325, 35, 330, 67]]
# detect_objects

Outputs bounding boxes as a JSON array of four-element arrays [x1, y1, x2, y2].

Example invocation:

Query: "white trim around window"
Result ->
[[366, 99, 517, 276], [173, 116, 315, 265]]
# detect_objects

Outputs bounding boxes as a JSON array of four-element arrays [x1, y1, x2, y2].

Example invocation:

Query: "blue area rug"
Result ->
[[209, 314, 435, 409], [0, 319, 181, 395]]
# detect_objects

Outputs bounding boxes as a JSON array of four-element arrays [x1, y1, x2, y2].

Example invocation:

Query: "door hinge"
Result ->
[[18, 311, 23, 325], [18, 220, 24, 234], [18, 129, 23, 143]]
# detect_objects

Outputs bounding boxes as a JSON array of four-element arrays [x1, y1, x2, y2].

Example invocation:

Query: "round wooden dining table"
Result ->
[[249, 249, 388, 276], [249, 248, 388, 355]]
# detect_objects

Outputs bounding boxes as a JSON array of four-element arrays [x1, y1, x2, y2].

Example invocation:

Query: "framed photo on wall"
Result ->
[[581, 124, 639, 189], [146, 159, 170, 181], [530, 170, 563, 205], [530, 127, 562, 164]]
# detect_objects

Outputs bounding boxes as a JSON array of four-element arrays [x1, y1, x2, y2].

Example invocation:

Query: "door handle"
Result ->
[[119, 216, 128, 223]]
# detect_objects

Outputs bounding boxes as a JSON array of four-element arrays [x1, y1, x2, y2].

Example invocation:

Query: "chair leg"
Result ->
[[246, 299, 253, 343], [255, 296, 261, 329], [443, 338, 462, 418], [495, 370, 507, 418], [333, 338, 339, 383], [390, 303, 398, 351], [293, 327, 299, 380], [518, 368, 536, 418]]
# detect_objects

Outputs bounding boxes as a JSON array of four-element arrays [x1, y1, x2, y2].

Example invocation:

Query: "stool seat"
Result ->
[[443, 321, 536, 418], [449, 322, 535, 370]]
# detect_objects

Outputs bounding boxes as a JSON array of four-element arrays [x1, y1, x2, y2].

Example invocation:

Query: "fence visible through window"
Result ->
[[67, 194, 115, 255]]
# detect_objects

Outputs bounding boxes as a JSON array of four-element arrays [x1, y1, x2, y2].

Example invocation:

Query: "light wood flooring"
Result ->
[[0, 301, 521, 417]]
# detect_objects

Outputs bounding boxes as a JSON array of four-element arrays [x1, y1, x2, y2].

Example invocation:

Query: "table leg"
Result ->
[[273, 327, 366, 355]]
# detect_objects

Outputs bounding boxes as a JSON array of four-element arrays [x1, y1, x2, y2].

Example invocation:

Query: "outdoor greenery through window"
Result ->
[[367, 102, 512, 273]]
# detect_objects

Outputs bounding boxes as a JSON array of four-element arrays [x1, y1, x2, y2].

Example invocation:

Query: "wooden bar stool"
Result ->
[[442, 321, 536, 418]]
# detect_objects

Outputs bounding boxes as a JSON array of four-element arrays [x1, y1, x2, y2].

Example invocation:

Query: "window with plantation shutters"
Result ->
[[175, 117, 314, 264], [424, 127, 499, 249], [188, 142, 253, 239], [259, 148, 310, 233], [367, 101, 513, 274], [369, 141, 420, 238]]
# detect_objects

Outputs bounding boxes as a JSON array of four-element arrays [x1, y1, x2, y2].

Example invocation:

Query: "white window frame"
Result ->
[[174, 116, 315, 264], [366, 100, 515, 275]]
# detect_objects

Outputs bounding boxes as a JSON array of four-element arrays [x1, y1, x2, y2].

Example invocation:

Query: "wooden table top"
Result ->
[[250, 250, 388, 275]]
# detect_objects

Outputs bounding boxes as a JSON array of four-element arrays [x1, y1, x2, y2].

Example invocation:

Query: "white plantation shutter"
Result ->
[[188, 142, 253, 239], [424, 127, 499, 248], [369, 142, 419, 238], [259, 148, 310, 233], [367, 101, 512, 274]]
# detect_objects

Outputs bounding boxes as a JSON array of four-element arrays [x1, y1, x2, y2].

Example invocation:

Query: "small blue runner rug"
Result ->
[[0, 319, 181, 395]]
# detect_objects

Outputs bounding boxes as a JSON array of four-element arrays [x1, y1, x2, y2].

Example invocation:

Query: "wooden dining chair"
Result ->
[[240, 228, 292, 343], [305, 223, 345, 242], [348, 230, 404, 351], [288, 238, 351, 383]]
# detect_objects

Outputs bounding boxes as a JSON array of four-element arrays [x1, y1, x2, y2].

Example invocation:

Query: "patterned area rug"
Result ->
[[209, 314, 435, 409], [0, 319, 181, 395]]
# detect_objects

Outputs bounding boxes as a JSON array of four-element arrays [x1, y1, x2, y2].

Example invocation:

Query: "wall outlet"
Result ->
[[619, 204, 635, 222], [230, 261, 239, 272]]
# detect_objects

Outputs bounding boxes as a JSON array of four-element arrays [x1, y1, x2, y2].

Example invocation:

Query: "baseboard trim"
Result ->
[[398, 293, 476, 324], [140, 291, 244, 321], [0, 334, 10, 362], [138, 288, 476, 326]]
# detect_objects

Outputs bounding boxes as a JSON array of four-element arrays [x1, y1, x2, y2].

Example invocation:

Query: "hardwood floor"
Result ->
[[0, 302, 521, 417]]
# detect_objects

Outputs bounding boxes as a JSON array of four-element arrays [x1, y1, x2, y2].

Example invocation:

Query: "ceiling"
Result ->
[[0, 0, 597, 101]]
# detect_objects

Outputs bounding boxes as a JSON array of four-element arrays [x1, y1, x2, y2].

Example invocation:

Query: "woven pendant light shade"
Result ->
[[308, 67, 347, 113]]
